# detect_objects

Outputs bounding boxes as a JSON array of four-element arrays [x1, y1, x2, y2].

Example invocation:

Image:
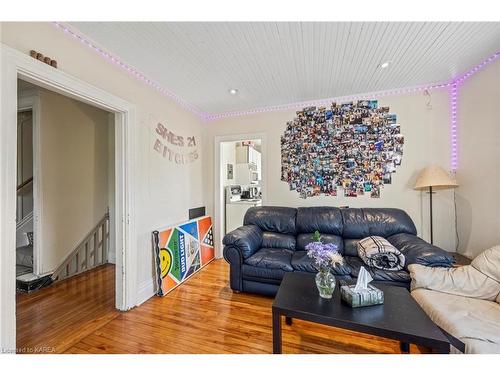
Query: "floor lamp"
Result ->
[[414, 165, 458, 244]]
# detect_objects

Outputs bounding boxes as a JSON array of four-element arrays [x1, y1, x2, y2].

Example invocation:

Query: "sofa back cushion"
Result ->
[[296, 207, 343, 236], [343, 238, 360, 256], [244, 206, 297, 234], [296, 233, 344, 254], [471, 245, 500, 284], [341, 208, 417, 239]]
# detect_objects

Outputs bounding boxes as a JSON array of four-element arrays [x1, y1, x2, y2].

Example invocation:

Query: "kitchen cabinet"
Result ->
[[236, 145, 260, 166]]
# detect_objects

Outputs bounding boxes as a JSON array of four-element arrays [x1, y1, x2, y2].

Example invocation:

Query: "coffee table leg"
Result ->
[[285, 317, 292, 326], [399, 342, 410, 353], [272, 309, 282, 354]]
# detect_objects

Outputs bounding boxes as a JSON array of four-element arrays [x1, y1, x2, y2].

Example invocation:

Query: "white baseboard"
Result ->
[[136, 278, 156, 306]]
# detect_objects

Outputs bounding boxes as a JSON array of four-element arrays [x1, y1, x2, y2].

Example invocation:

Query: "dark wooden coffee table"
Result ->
[[272, 272, 451, 354]]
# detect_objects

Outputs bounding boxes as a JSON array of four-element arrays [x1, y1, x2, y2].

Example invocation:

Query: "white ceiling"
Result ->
[[69, 22, 500, 116]]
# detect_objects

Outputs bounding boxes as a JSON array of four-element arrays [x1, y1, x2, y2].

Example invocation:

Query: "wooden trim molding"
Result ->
[[214, 132, 268, 258]]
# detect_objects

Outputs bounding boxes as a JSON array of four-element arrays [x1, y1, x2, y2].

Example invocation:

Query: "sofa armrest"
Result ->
[[408, 264, 500, 300], [387, 233, 454, 270], [222, 225, 263, 260]]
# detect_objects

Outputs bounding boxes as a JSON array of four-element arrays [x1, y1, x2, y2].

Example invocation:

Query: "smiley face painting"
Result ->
[[153, 216, 214, 296]]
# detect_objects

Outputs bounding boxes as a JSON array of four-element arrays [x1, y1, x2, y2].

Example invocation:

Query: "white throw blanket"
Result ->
[[357, 236, 405, 271]]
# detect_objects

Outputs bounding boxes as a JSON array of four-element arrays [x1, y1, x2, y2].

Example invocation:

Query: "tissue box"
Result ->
[[340, 283, 384, 308]]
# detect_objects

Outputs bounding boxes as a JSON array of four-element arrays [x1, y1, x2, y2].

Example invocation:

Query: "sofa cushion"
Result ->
[[244, 206, 297, 234], [412, 288, 500, 354], [241, 264, 286, 282], [296, 207, 343, 236], [341, 208, 417, 238], [345, 256, 410, 283], [296, 233, 344, 254], [291, 251, 351, 275], [244, 248, 294, 271], [262, 232, 296, 251]]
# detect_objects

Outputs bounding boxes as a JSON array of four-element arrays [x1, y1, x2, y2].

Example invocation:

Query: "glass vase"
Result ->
[[315, 268, 336, 299]]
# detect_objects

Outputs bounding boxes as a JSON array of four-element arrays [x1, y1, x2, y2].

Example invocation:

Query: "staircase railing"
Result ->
[[16, 176, 33, 193], [17, 177, 34, 223], [16, 211, 33, 231], [51, 211, 110, 283]]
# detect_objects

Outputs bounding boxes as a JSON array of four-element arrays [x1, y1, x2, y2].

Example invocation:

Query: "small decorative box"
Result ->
[[340, 283, 384, 308]]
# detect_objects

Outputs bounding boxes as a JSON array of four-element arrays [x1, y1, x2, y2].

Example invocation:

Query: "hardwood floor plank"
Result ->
[[17, 259, 429, 354], [16, 264, 118, 353]]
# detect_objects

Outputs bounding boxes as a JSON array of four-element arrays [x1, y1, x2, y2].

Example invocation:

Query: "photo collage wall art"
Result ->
[[280, 100, 404, 199]]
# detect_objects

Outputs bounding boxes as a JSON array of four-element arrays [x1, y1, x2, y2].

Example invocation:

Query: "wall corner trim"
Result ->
[[136, 279, 156, 306]]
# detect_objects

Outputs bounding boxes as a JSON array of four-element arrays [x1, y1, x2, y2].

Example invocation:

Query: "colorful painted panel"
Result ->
[[281, 100, 404, 199], [152, 216, 214, 296]]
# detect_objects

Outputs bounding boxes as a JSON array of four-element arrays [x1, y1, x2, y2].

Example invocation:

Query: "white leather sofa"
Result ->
[[409, 245, 500, 354]]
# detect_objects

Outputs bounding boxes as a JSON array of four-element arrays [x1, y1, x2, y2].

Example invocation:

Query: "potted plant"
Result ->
[[305, 231, 344, 299]]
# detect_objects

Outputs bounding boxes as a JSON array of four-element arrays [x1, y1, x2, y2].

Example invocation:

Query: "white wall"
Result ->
[[1, 22, 205, 304], [457, 59, 500, 258], [36, 89, 110, 274], [205, 91, 457, 252]]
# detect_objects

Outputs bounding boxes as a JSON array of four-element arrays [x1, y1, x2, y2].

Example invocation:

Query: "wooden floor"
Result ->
[[17, 260, 428, 354]]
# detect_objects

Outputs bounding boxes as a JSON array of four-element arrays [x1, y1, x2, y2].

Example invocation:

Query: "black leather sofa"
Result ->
[[223, 206, 454, 296]]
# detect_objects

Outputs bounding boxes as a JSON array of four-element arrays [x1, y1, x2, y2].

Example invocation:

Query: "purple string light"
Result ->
[[205, 82, 454, 121], [53, 22, 499, 170], [52, 21, 209, 120], [450, 82, 459, 171]]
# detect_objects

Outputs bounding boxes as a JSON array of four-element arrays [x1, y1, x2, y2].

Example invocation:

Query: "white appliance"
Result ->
[[225, 185, 262, 234]]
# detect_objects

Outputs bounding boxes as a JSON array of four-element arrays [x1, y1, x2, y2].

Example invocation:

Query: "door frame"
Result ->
[[1, 44, 138, 351], [214, 132, 267, 257]]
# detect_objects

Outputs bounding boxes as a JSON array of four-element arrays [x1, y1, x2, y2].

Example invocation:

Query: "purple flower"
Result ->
[[305, 241, 343, 271]]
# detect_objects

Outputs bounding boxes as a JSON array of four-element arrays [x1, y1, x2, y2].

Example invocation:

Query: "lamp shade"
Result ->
[[414, 165, 458, 190]]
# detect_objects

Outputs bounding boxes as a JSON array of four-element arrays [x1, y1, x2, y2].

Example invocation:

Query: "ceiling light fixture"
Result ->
[[380, 61, 391, 69], [228, 88, 239, 95]]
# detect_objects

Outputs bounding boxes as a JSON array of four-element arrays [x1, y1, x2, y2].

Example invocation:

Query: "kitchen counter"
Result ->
[[231, 199, 262, 204]]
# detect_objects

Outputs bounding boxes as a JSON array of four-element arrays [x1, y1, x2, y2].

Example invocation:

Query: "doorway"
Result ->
[[15, 79, 117, 351], [1, 45, 137, 351], [16, 79, 117, 280], [214, 133, 267, 257]]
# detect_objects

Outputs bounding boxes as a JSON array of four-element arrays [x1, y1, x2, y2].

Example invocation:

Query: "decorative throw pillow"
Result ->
[[357, 236, 405, 271]]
